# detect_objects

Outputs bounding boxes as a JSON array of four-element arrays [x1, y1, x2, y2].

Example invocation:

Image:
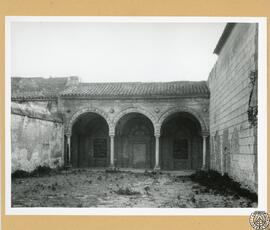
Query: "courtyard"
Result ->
[[11, 169, 257, 208]]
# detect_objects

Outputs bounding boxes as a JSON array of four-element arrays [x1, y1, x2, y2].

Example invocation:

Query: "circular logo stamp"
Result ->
[[249, 211, 270, 230]]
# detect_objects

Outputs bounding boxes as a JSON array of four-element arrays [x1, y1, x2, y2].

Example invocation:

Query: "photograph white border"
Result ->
[[5, 16, 267, 215]]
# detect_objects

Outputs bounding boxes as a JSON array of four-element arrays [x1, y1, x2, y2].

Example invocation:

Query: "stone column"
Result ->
[[66, 134, 71, 167], [154, 134, 160, 171], [110, 134, 115, 168], [201, 131, 209, 170]]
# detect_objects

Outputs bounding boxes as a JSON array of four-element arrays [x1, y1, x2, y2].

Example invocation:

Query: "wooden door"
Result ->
[[132, 142, 147, 168]]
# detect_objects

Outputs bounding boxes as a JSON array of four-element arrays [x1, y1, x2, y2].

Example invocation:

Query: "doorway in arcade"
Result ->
[[114, 113, 155, 169], [71, 112, 110, 167], [160, 112, 203, 170]]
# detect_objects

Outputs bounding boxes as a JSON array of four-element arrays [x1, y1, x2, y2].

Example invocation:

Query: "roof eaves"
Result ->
[[59, 93, 210, 100], [214, 23, 236, 55], [11, 95, 58, 101]]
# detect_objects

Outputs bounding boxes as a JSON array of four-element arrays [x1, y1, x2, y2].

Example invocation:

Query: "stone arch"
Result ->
[[66, 107, 113, 135], [158, 106, 208, 134], [112, 107, 159, 135]]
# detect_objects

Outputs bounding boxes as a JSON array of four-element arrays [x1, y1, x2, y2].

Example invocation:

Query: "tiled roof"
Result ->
[[12, 77, 68, 99], [60, 81, 209, 98], [11, 77, 209, 99]]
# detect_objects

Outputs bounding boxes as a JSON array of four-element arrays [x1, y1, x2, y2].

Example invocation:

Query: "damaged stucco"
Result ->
[[11, 102, 64, 172]]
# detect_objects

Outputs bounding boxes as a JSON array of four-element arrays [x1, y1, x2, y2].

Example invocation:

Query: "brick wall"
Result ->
[[208, 23, 258, 192]]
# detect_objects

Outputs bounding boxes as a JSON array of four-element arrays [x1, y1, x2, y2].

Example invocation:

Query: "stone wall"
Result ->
[[11, 102, 64, 172], [208, 23, 258, 192]]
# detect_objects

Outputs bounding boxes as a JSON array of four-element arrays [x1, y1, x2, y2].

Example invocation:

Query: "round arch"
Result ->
[[112, 107, 158, 134], [158, 106, 208, 133], [66, 107, 113, 135]]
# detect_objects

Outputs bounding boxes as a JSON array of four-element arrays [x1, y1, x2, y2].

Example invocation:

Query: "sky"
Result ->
[[10, 21, 226, 82]]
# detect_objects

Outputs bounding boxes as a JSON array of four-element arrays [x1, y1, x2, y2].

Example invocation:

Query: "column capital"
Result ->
[[109, 132, 115, 137], [66, 133, 71, 138], [155, 133, 160, 138], [201, 131, 209, 137], [109, 124, 115, 137]]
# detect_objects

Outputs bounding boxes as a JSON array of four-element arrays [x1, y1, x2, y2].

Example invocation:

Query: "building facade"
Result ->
[[12, 80, 210, 172], [10, 22, 258, 192]]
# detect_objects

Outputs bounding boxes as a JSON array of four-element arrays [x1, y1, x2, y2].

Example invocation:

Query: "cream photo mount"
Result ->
[[5, 16, 267, 215]]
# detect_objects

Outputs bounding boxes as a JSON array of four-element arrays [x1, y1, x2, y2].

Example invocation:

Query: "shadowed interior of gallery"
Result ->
[[160, 112, 203, 170], [71, 112, 110, 167], [70, 111, 205, 170], [115, 113, 155, 169]]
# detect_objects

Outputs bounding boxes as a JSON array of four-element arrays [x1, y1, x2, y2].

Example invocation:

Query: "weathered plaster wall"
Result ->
[[11, 102, 64, 172], [208, 23, 258, 192]]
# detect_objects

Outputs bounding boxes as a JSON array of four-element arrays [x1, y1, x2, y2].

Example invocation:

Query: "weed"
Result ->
[[115, 187, 141, 196], [190, 170, 257, 202]]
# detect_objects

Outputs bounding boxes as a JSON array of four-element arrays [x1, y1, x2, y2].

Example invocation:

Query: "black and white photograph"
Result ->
[[6, 17, 267, 215]]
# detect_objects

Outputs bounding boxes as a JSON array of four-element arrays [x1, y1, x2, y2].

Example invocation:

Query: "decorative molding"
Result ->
[[203, 107, 208, 112], [66, 106, 113, 134], [112, 106, 159, 133], [157, 106, 208, 132], [65, 105, 209, 137]]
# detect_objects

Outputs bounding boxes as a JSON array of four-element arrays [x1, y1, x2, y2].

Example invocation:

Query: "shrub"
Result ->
[[190, 170, 257, 202], [30, 166, 52, 177], [115, 187, 141, 196], [12, 170, 30, 178], [12, 166, 53, 179]]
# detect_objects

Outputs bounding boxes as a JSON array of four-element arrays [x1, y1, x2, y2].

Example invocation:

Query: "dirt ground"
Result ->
[[12, 169, 257, 208]]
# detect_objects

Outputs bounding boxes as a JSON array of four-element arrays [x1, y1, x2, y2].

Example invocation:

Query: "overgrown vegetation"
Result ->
[[115, 187, 141, 196], [105, 167, 121, 173], [12, 169, 256, 208], [11, 170, 30, 178], [12, 166, 54, 179], [190, 170, 257, 202], [143, 170, 162, 177]]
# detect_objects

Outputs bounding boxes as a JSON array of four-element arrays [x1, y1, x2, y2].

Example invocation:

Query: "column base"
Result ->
[[108, 164, 116, 170], [106, 165, 120, 173], [64, 164, 72, 170], [153, 166, 161, 172], [201, 165, 207, 171]]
